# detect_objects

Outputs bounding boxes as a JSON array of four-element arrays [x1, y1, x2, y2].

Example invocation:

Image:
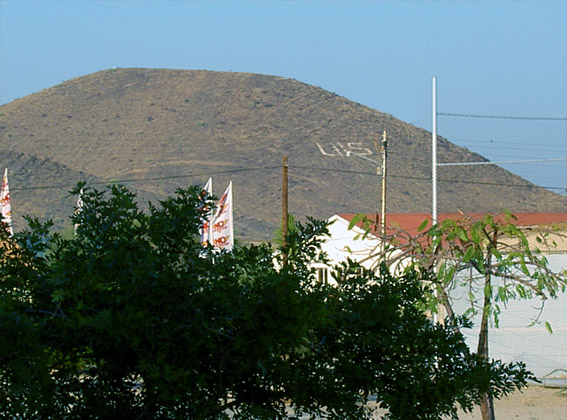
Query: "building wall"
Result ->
[[312, 215, 382, 285], [453, 254, 567, 379], [317, 215, 567, 379]]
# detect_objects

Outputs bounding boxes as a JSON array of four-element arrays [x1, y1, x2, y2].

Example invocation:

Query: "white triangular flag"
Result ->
[[199, 178, 213, 247], [1, 168, 13, 236], [211, 182, 234, 252]]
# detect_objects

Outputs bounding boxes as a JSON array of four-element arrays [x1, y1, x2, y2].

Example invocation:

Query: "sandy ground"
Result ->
[[361, 385, 567, 419], [448, 385, 567, 420], [292, 385, 566, 419]]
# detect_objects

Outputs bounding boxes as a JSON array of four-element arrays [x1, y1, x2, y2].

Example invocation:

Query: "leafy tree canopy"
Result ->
[[0, 185, 532, 419], [347, 211, 567, 420]]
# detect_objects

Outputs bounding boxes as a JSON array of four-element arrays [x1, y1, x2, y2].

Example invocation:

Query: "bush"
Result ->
[[0, 184, 532, 419]]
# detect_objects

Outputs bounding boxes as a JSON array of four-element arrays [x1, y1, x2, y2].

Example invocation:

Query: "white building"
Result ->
[[314, 214, 409, 285], [316, 212, 567, 379]]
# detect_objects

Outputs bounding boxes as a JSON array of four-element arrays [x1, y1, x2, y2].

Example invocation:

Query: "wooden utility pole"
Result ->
[[282, 155, 289, 265]]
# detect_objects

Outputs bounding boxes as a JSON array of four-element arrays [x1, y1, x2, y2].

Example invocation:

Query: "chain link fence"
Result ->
[[437, 112, 567, 196], [437, 111, 567, 382]]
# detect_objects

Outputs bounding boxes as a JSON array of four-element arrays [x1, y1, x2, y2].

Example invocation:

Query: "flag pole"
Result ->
[[282, 155, 289, 265], [381, 131, 387, 240], [432, 76, 438, 225], [380, 131, 387, 259]]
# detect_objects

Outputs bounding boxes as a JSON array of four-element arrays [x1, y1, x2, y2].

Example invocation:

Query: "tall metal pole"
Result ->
[[381, 131, 387, 241], [432, 77, 439, 325], [282, 155, 289, 265], [432, 76, 438, 224]]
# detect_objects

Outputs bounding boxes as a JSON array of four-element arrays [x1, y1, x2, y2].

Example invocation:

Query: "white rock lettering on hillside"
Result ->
[[316, 142, 373, 157]]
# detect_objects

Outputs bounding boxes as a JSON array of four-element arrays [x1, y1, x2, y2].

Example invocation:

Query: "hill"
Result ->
[[0, 68, 565, 241]]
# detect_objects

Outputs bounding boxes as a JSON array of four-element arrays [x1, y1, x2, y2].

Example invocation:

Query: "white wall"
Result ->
[[314, 215, 407, 285], [316, 217, 567, 378], [451, 254, 567, 379]]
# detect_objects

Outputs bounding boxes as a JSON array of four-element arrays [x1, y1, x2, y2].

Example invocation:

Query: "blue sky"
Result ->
[[1, 1, 566, 190]]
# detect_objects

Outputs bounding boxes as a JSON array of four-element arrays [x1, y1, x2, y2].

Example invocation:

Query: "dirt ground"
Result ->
[[450, 385, 567, 420], [363, 385, 567, 420], [293, 385, 566, 419]]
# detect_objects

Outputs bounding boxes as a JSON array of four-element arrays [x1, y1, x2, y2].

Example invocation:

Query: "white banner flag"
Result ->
[[212, 181, 234, 251], [199, 177, 213, 247], [74, 188, 84, 233], [1, 168, 13, 236]]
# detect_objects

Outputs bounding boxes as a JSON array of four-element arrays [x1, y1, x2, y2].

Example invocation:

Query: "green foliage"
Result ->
[[316, 265, 532, 420], [352, 211, 566, 329], [0, 186, 533, 419], [423, 213, 567, 327], [272, 213, 299, 247], [348, 211, 565, 419]]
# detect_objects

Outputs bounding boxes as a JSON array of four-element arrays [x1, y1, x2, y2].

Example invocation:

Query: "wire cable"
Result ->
[[11, 166, 281, 192], [9, 164, 564, 193], [438, 112, 567, 121]]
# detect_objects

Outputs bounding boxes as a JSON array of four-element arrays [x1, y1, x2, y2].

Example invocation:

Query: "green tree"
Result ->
[[349, 211, 567, 420], [0, 185, 533, 419]]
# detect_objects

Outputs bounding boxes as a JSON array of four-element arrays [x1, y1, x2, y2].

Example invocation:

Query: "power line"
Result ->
[[449, 137, 565, 148], [9, 163, 564, 194], [437, 158, 567, 167], [438, 112, 567, 121], [292, 166, 565, 191], [289, 165, 380, 176], [449, 141, 566, 154], [11, 166, 281, 192]]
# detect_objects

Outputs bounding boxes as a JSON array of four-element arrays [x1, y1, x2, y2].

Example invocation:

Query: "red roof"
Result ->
[[338, 212, 567, 238]]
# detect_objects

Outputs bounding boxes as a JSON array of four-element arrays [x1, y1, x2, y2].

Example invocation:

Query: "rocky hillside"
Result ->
[[0, 68, 564, 241]]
